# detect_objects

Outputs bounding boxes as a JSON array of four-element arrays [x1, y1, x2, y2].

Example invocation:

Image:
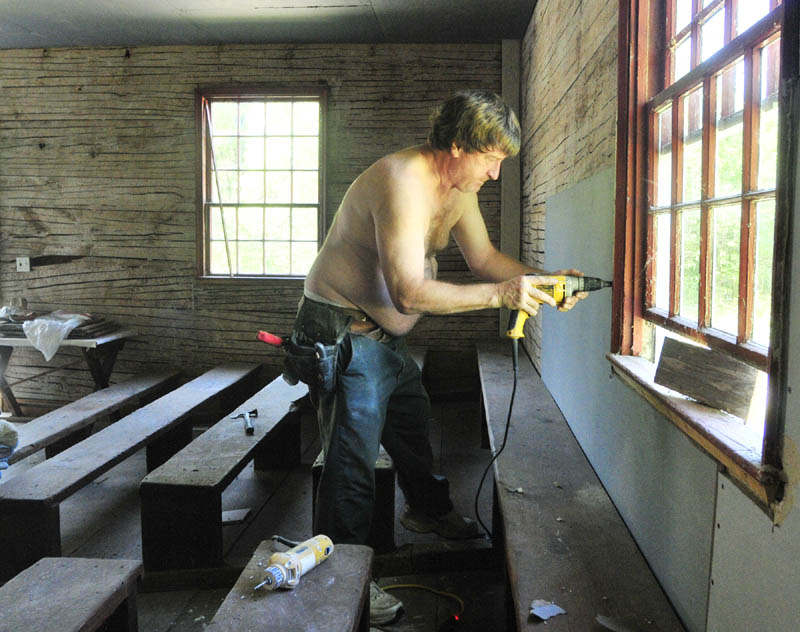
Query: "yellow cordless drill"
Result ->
[[505, 275, 612, 339]]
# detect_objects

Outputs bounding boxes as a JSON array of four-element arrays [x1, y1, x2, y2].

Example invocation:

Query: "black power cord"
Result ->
[[473, 338, 519, 539]]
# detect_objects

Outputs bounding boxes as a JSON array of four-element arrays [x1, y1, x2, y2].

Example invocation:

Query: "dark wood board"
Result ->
[[477, 343, 685, 631], [0, 557, 141, 632], [9, 370, 180, 464], [142, 378, 307, 490], [206, 541, 371, 632], [0, 364, 260, 503], [654, 336, 758, 419]]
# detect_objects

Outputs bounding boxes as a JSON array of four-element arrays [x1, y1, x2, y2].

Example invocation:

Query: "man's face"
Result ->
[[451, 146, 508, 193]]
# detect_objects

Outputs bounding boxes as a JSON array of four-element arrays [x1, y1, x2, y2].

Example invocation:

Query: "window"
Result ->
[[198, 89, 325, 277], [613, 0, 792, 506], [648, 0, 781, 367]]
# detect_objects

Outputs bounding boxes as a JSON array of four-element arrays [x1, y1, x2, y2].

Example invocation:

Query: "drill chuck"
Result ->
[[571, 276, 613, 293], [255, 565, 285, 590]]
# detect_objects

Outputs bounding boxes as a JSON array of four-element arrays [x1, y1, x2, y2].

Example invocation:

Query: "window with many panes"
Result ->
[[613, 0, 791, 501], [648, 0, 781, 367], [199, 89, 324, 277]]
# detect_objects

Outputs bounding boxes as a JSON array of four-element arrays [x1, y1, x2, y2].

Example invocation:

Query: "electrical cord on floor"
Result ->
[[381, 583, 465, 630], [473, 338, 519, 540]]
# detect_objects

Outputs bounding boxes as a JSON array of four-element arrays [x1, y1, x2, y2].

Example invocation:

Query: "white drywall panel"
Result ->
[[541, 167, 716, 631], [707, 473, 800, 631]]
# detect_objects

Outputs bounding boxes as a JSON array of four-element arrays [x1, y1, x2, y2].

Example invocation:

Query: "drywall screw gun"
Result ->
[[506, 275, 612, 339], [254, 534, 334, 591]]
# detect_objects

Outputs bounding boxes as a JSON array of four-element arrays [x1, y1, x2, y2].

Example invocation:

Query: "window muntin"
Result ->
[[646, 1, 782, 367], [200, 92, 323, 277]]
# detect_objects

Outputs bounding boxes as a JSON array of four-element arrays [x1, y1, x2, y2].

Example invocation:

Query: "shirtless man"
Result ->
[[288, 90, 584, 625]]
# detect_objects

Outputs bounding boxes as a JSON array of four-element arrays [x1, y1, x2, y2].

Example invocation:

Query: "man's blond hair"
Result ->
[[428, 90, 520, 156]]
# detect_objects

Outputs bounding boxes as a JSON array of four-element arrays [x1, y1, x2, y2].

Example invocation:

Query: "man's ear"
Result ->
[[450, 143, 462, 158]]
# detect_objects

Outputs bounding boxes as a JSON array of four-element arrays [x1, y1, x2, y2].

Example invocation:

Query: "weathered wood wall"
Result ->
[[0, 43, 502, 408], [520, 0, 618, 365]]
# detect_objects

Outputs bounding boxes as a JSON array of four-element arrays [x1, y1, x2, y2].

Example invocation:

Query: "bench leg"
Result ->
[[146, 420, 193, 472], [141, 484, 222, 572], [480, 391, 490, 449], [105, 588, 139, 632], [0, 346, 23, 416], [82, 340, 125, 390], [253, 408, 302, 471], [491, 479, 505, 550], [0, 500, 60, 582], [45, 425, 94, 459]]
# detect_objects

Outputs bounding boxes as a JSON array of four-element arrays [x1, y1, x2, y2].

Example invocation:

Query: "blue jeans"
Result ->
[[292, 297, 453, 545]]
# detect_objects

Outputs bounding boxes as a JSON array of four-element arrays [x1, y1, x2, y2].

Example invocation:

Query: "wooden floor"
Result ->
[[3, 392, 506, 632]]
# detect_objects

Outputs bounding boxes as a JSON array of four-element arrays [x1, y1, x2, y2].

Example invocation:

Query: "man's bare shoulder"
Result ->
[[364, 145, 434, 187]]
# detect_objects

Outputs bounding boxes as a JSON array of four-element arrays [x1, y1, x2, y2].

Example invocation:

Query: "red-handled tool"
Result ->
[[258, 331, 285, 347]]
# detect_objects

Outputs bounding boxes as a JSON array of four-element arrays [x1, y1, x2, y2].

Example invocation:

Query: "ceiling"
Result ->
[[0, 0, 536, 50]]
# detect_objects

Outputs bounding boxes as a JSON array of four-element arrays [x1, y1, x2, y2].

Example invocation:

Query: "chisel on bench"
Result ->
[[231, 408, 257, 435]]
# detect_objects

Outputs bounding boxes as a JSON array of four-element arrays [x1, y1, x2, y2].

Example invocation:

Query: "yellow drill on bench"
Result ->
[[254, 535, 334, 590], [506, 275, 612, 339]]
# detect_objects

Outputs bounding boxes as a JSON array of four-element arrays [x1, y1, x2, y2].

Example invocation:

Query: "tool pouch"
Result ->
[[282, 338, 339, 393]]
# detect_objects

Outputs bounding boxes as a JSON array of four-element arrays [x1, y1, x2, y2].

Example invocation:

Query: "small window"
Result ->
[[198, 89, 325, 277]]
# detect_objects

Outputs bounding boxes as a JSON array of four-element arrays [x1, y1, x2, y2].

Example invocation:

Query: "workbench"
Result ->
[[0, 329, 135, 416]]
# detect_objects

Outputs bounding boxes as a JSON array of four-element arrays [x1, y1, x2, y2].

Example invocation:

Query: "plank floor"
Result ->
[[3, 392, 505, 632]]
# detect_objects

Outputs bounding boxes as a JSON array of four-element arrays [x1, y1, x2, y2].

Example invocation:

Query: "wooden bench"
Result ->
[[140, 376, 308, 574], [477, 343, 684, 631], [0, 557, 142, 632], [7, 370, 181, 465], [0, 363, 263, 582], [205, 540, 372, 632]]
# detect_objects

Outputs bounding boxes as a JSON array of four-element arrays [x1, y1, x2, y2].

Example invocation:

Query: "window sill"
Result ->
[[607, 353, 781, 508]]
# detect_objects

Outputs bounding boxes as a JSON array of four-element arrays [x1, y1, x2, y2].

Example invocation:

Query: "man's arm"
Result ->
[[451, 193, 544, 280], [451, 194, 587, 312]]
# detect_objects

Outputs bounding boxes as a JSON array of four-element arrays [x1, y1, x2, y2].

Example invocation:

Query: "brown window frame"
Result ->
[[613, 0, 799, 506], [196, 86, 327, 279], [649, 2, 782, 370]]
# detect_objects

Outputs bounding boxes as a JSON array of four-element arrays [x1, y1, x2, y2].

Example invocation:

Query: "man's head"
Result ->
[[428, 90, 521, 157]]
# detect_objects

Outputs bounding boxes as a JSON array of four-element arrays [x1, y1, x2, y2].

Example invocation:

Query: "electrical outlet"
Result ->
[[15, 257, 30, 272]]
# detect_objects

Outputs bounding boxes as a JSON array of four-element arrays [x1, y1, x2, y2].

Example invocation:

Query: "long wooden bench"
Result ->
[[8, 370, 181, 465], [477, 343, 685, 631], [0, 557, 142, 632], [205, 540, 372, 632], [140, 376, 308, 575], [0, 363, 263, 582]]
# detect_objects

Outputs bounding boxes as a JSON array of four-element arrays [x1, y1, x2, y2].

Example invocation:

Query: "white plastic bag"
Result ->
[[22, 311, 89, 361], [0, 419, 17, 449]]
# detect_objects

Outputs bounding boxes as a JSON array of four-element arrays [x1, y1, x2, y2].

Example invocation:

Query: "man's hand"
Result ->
[[549, 268, 588, 312], [497, 275, 560, 316]]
